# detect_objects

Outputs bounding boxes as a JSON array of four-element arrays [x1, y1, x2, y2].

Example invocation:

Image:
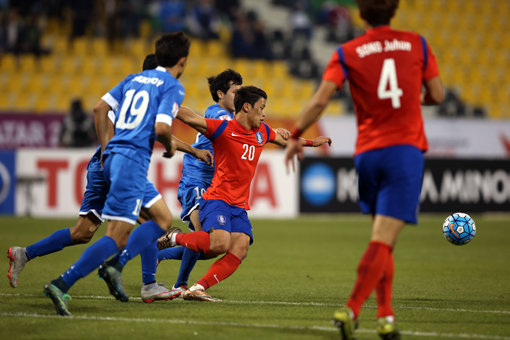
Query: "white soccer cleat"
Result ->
[[168, 285, 188, 298], [141, 283, 181, 303], [7, 247, 28, 288]]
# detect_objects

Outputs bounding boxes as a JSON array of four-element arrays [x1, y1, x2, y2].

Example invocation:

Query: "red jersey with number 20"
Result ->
[[202, 118, 276, 210], [323, 26, 440, 155]]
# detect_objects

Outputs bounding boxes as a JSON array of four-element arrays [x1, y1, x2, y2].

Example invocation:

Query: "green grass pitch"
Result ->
[[1, 215, 509, 339]]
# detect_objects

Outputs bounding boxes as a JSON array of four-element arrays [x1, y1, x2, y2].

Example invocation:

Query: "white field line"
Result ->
[[1, 292, 510, 315], [1, 312, 509, 340]]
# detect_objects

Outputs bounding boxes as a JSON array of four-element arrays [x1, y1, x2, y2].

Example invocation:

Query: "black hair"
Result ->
[[207, 69, 243, 102], [234, 86, 267, 113], [155, 32, 191, 68], [142, 53, 158, 70], [355, 0, 399, 26]]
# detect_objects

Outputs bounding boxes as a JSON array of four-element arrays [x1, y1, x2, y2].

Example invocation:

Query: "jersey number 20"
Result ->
[[117, 89, 149, 129], [377, 58, 403, 109]]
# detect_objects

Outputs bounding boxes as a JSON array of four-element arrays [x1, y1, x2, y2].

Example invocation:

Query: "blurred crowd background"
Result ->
[[1, 0, 509, 124]]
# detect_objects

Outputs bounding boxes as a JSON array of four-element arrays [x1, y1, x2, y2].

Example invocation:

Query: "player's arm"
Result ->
[[93, 99, 113, 156], [156, 122, 176, 158], [173, 135, 213, 166], [271, 132, 332, 148], [176, 106, 208, 134], [421, 76, 444, 105], [284, 80, 337, 172]]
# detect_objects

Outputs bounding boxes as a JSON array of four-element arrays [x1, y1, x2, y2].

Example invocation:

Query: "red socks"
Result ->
[[376, 251, 395, 318], [346, 241, 393, 319], [197, 252, 242, 290], [176, 231, 211, 254]]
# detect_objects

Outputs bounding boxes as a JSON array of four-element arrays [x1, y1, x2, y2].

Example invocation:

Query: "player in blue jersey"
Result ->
[[9, 53, 211, 303], [42, 32, 192, 316], [6, 54, 210, 298]]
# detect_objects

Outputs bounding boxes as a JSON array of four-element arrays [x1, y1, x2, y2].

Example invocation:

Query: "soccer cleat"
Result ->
[[333, 307, 357, 340], [7, 247, 28, 288], [98, 264, 129, 302], [376, 317, 401, 340], [156, 227, 182, 250], [43, 283, 72, 316], [183, 288, 221, 302], [141, 283, 182, 303], [169, 285, 188, 298]]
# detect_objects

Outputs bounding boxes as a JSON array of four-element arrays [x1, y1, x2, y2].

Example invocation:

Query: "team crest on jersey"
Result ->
[[255, 131, 263, 144], [217, 214, 227, 225]]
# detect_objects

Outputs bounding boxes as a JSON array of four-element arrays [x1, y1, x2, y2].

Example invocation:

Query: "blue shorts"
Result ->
[[102, 152, 152, 225], [199, 199, 253, 244], [79, 170, 109, 223], [354, 145, 424, 224], [177, 176, 211, 225]]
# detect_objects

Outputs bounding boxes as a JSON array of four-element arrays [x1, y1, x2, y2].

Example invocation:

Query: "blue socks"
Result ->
[[117, 221, 165, 268], [158, 247, 185, 261], [140, 242, 158, 284], [26, 228, 73, 260], [175, 248, 200, 288], [59, 236, 118, 291], [157, 246, 201, 288]]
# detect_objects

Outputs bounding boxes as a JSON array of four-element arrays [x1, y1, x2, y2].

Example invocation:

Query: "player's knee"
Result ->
[[70, 228, 95, 244], [209, 242, 229, 256], [70, 222, 99, 244]]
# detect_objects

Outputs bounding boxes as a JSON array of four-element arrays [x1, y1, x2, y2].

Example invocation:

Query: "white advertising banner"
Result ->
[[319, 117, 510, 159], [15, 149, 297, 218]]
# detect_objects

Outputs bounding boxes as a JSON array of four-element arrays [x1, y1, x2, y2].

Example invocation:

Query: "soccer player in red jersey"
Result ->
[[163, 86, 331, 301], [284, 0, 444, 339]]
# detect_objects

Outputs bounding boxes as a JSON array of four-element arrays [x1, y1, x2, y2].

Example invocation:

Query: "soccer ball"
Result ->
[[442, 212, 476, 245]]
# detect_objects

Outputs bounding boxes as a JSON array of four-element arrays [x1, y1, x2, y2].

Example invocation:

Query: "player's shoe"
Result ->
[[43, 283, 72, 316], [333, 307, 357, 340], [183, 287, 221, 302], [156, 227, 182, 250], [98, 263, 128, 302], [7, 247, 28, 288], [169, 285, 188, 298], [376, 316, 401, 340], [141, 283, 182, 303]]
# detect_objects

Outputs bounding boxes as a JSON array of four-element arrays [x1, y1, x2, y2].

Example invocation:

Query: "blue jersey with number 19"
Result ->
[[102, 66, 184, 163]]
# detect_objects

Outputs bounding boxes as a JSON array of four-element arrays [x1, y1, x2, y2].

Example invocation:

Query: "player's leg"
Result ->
[[44, 153, 141, 314], [44, 219, 126, 315], [135, 190, 180, 303], [184, 208, 252, 302], [173, 209, 202, 289], [8, 170, 106, 288]]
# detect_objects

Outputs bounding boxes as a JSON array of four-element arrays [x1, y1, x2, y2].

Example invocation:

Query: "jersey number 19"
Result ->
[[117, 89, 149, 129]]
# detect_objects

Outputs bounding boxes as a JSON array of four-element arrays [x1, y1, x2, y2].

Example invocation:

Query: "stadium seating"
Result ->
[[392, 0, 509, 118], [0, 20, 337, 118]]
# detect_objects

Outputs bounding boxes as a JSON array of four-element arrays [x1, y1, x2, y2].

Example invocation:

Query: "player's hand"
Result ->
[[195, 148, 214, 166], [312, 136, 332, 147], [163, 139, 177, 158], [275, 128, 291, 140], [284, 138, 304, 174]]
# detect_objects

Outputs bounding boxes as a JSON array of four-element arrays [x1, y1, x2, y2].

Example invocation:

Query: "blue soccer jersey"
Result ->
[[100, 66, 184, 223], [102, 66, 184, 163], [181, 103, 233, 182]]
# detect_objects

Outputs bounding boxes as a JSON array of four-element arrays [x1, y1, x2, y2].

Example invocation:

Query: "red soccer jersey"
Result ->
[[201, 118, 276, 209], [322, 26, 440, 155]]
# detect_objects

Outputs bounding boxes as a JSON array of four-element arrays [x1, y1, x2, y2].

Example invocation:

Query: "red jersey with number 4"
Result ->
[[202, 118, 276, 210], [323, 26, 440, 155]]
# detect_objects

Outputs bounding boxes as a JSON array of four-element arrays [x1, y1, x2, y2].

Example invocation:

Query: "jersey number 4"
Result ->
[[117, 89, 149, 129], [377, 58, 403, 109]]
